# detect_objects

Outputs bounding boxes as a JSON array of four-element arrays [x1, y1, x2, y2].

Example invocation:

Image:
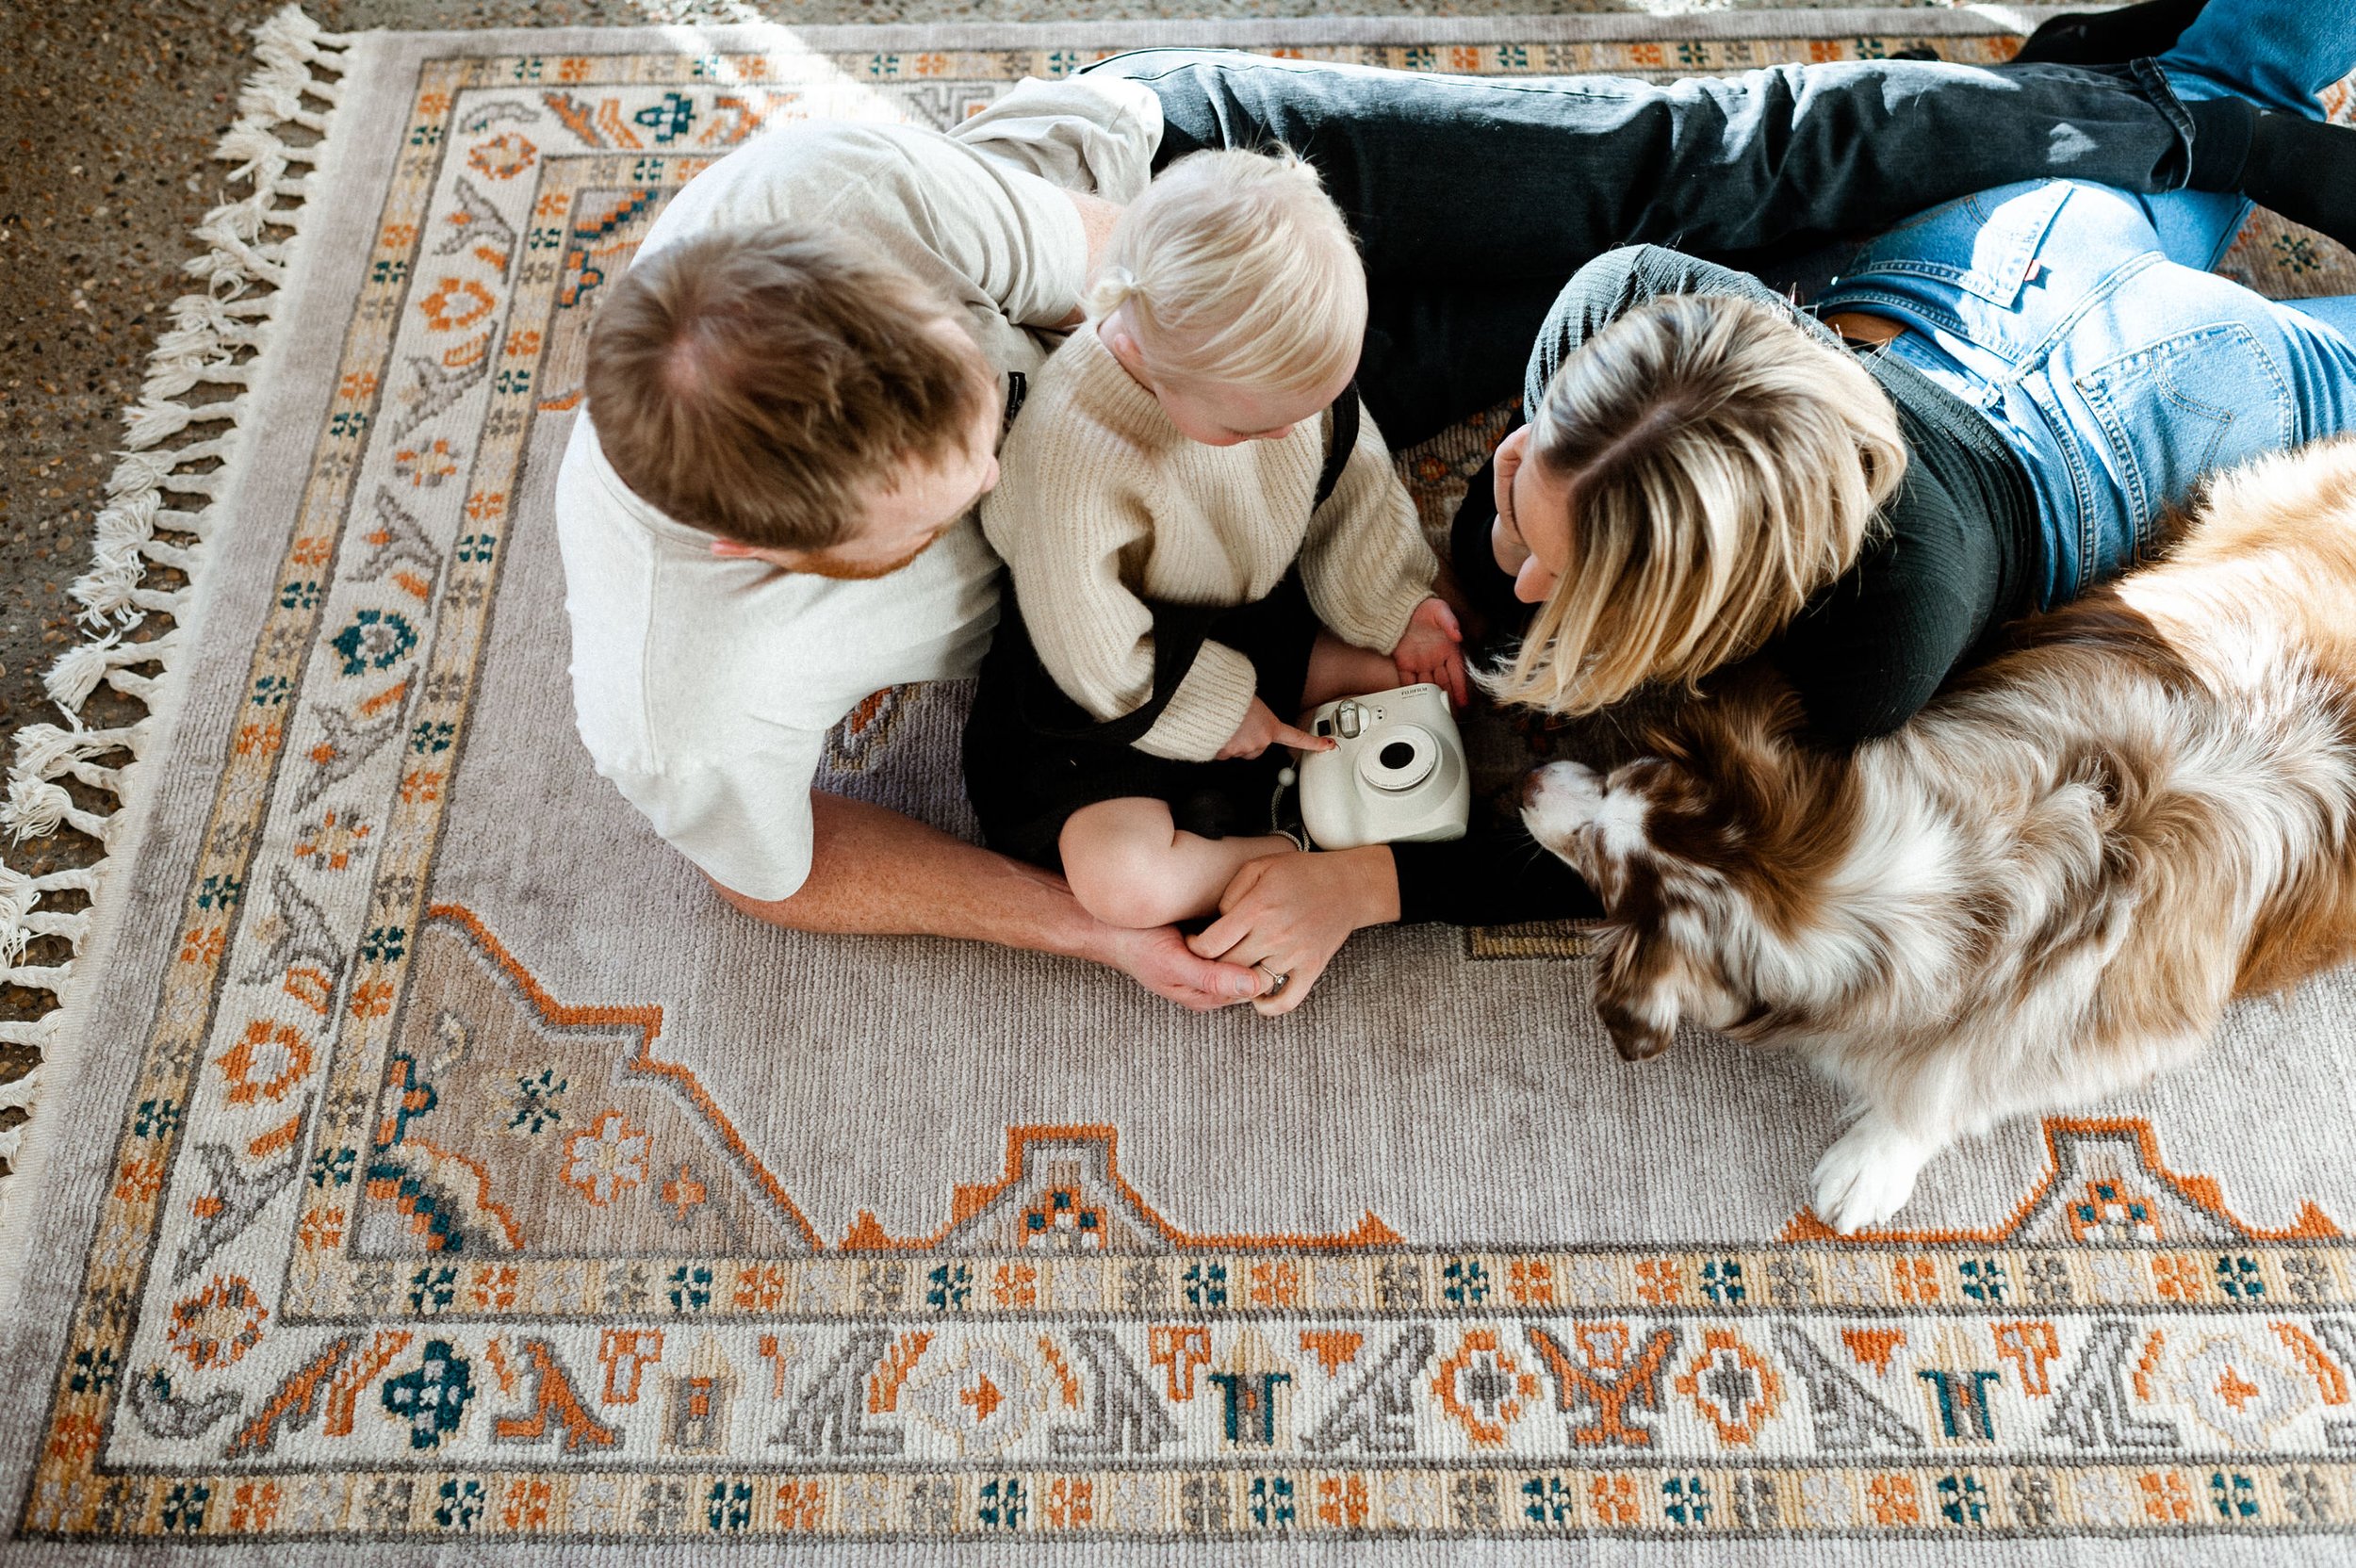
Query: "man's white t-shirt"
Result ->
[[554, 78, 1161, 901]]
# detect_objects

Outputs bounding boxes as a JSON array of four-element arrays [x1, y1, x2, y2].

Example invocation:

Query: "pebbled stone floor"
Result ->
[[0, 0, 1964, 1165]]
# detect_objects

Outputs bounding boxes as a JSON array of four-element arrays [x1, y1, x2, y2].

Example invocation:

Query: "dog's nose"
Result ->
[[1521, 760, 1600, 809]]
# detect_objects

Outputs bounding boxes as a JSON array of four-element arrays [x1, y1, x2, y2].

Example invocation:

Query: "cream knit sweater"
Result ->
[[982, 323, 1437, 761]]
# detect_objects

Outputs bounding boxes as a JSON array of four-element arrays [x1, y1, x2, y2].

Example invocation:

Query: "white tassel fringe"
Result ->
[[0, 7, 352, 1220]]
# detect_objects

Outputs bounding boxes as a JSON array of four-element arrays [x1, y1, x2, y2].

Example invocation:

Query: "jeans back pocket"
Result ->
[[1845, 182, 2072, 311], [2074, 322, 2294, 557]]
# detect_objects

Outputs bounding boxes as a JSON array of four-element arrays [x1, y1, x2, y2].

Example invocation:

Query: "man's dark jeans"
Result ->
[[1083, 50, 2202, 443]]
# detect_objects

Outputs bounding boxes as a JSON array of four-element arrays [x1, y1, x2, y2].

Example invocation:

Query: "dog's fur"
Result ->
[[1522, 440, 2356, 1232]]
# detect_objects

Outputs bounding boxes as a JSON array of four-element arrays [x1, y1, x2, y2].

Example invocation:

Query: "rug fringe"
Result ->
[[0, 6, 354, 1232]]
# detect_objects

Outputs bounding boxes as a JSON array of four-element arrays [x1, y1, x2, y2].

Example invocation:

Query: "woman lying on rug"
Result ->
[[1198, 0, 2356, 1003], [1447, 0, 2356, 743]]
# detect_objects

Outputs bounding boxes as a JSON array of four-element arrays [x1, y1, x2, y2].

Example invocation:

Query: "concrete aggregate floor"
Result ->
[[0, 0, 1949, 1164]]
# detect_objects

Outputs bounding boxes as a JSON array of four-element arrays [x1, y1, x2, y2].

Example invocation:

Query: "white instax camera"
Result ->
[[1294, 684, 1470, 849]]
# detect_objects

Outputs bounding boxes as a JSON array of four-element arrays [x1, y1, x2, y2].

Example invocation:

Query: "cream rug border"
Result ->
[[0, 8, 359, 1287], [0, 1520, 2283, 1564]]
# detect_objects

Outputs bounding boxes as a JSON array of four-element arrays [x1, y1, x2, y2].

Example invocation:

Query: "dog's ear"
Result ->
[[1591, 926, 1681, 1063], [1596, 995, 1677, 1062]]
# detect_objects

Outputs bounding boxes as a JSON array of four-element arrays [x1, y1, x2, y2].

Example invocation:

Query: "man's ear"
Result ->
[[709, 537, 808, 571]]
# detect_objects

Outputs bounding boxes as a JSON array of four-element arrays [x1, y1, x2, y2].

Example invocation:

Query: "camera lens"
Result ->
[[1357, 725, 1437, 792]]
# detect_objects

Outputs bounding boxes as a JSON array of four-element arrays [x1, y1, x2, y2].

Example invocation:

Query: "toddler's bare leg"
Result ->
[[1060, 797, 1298, 928], [1301, 631, 1400, 710]]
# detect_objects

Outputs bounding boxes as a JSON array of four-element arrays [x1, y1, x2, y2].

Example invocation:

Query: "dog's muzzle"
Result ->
[[1519, 760, 1606, 853]]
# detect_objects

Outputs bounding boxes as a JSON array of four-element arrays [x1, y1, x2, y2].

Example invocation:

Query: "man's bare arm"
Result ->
[[707, 791, 1263, 1010], [1055, 188, 1125, 327]]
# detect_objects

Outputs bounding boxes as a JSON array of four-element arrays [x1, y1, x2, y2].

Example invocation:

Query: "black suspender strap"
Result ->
[[1313, 381, 1360, 512]]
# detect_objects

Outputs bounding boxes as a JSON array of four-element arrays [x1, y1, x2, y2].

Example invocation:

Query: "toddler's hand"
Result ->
[[1392, 596, 1468, 707], [1216, 696, 1332, 761]]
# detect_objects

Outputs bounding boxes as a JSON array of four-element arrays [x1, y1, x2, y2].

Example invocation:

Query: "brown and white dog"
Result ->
[[1522, 439, 2356, 1233]]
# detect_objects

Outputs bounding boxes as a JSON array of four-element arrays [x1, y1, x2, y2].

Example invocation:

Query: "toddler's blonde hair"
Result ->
[[1487, 294, 1908, 715], [1088, 148, 1365, 400]]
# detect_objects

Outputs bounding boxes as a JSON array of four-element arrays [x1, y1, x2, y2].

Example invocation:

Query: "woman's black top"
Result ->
[[1775, 348, 2039, 742], [1462, 244, 2042, 747]]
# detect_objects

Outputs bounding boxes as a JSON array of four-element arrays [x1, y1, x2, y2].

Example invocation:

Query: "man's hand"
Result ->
[[1187, 845, 1402, 1015], [1102, 923, 1267, 1010], [1216, 695, 1333, 761], [1391, 596, 1468, 706]]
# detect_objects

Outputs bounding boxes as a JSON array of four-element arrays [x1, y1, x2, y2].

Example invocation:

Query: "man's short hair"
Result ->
[[585, 224, 991, 552]]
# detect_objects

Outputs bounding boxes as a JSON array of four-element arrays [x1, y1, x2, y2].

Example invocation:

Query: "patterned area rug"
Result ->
[[4, 8, 2356, 1562]]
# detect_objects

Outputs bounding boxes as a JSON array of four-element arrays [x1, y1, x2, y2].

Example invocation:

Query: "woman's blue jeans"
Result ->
[[1813, 0, 2356, 608]]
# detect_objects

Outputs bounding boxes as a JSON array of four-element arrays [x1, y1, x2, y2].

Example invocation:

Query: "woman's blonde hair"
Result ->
[[1088, 148, 1365, 400], [1487, 294, 1907, 715]]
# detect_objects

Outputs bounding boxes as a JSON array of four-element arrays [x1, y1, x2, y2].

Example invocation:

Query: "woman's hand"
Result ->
[[1187, 845, 1402, 1015], [1216, 696, 1332, 761], [1391, 596, 1468, 706]]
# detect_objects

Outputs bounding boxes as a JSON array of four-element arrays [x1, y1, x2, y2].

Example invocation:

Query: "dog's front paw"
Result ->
[[1810, 1119, 1938, 1234]]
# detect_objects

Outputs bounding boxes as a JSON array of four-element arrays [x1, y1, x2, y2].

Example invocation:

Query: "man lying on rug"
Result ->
[[555, 8, 2353, 1015]]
